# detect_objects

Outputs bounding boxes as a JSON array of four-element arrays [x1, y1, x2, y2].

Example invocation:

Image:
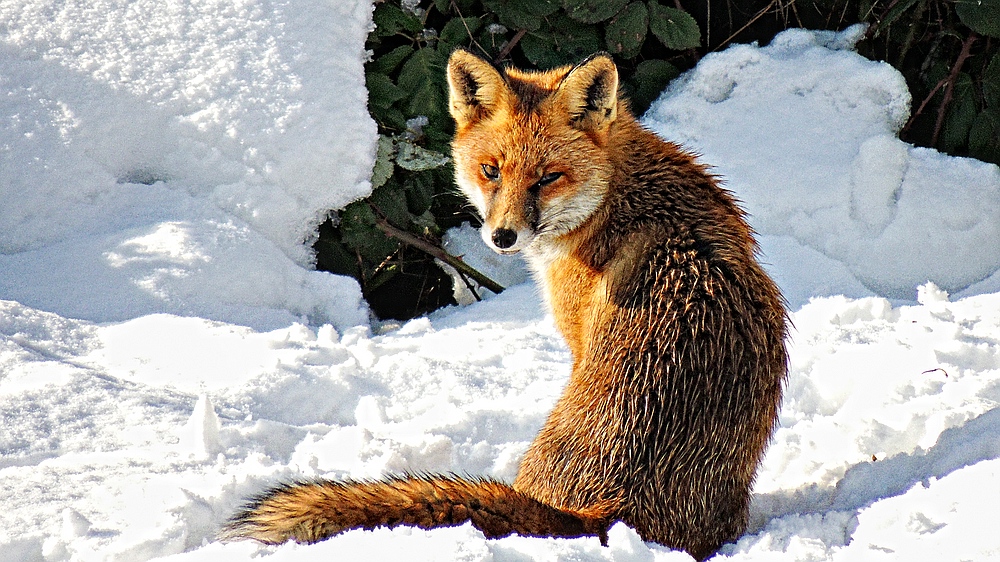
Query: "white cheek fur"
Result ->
[[538, 177, 606, 236], [455, 174, 488, 217]]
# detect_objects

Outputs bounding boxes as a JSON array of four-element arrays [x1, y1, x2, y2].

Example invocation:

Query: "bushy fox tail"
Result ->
[[221, 475, 611, 545]]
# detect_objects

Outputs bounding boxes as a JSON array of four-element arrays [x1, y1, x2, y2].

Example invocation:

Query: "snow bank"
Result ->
[[0, 0, 375, 330], [644, 26, 1000, 303]]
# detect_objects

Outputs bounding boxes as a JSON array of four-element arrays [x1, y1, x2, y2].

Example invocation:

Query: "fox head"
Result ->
[[447, 50, 621, 255]]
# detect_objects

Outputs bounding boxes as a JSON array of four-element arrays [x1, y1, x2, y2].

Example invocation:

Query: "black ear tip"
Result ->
[[578, 52, 617, 69]]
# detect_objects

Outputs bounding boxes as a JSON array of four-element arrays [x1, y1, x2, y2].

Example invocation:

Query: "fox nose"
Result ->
[[492, 228, 517, 249]]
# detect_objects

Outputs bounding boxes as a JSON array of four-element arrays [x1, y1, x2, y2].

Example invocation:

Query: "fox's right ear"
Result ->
[[555, 53, 619, 134], [447, 50, 508, 130]]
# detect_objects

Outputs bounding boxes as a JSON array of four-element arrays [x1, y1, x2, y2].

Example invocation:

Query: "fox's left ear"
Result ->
[[555, 54, 619, 133], [447, 49, 509, 130]]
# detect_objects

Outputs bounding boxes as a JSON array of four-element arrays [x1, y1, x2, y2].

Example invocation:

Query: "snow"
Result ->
[[1, 2, 999, 560], [0, 0, 374, 331]]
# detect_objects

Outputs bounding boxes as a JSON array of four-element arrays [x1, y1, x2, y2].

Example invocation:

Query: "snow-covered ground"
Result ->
[[2, 2, 999, 561]]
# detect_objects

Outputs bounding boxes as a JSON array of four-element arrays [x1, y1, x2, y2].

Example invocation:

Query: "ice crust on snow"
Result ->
[[3, 7, 1000, 562]]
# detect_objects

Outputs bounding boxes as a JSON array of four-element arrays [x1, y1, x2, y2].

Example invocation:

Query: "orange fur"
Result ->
[[224, 51, 788, 562], [222, 477, 610, 545]]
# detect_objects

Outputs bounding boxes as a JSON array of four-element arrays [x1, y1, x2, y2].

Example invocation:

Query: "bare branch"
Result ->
[[369, 206, 506, 296]]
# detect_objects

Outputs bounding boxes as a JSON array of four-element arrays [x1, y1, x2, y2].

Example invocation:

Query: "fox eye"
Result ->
[[537, 172, 563, 187], [481, 164, 500, 180]]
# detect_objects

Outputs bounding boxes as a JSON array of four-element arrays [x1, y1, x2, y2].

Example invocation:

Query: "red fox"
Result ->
[[223, 50, 788, 561]]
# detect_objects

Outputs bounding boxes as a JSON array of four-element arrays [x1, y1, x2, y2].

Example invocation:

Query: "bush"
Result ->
[[314, 0, 698, 320], [860, 0, 1000, 163], [313, 0, 1000, 321]]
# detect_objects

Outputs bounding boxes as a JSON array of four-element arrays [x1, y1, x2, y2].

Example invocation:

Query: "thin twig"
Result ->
[[370, 207, 506, 296], [705, 0, 710, 51], [902, 75, 949, 137], [712, 0, 779, 52], [931, 32, 977, 147], [836, 0, 851, 30], [495, 29, 527, 64], [454, 267, 484, 302], [450, 0, 488, 57]]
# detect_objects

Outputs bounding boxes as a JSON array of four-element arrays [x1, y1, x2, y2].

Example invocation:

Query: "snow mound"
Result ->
[[0, 0, 375, 330], [645, 25, 1000, 302]]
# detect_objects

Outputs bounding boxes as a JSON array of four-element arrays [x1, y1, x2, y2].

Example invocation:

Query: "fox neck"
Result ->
[[520, 187, 613, 359], [522, 207, 603, 277]]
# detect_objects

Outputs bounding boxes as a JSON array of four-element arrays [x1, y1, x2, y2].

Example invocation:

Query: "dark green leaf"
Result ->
[[371, 45, 414, 75], [605, 2, 648, 58], [525, 0, 561, 16], [955, 0, 1000, 38], [983, 53, 1000, 108], [520, 14, 603, 68], [440, 16, 483, 46], [405, 172, 436, 215], [398, 48, 446, 91], [372, 3, 423, 38], [408, 81, 444, 120], [563, 0, 629, 24], [423, 123, 453, 151], [371, 135, 396, 190], [482, 0, 543, 31], [340, 202, 399, 263], [398, 48, 448, 119], [366, 72, 405, 109], [940, 72, 977, 153], [625, 58, 679, 115], [520, 33, 561, 68], [648, 2, 700, 50], [370, 104, 408, 130], [371, 183, 412, 229], [968, 108, 1000, 164]]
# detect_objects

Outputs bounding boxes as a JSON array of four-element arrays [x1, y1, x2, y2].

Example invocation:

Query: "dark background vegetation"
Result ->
[[313, 0, 1000, 321]]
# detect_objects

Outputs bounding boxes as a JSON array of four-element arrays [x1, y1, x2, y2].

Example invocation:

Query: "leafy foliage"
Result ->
[[313, 0, 1000, 321], [954, 0, 1000, 38], [647, 2, 701, 51], [859, 0, 1000, 164]]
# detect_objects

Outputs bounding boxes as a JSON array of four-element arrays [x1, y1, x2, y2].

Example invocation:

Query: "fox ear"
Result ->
[[447, 49, 508, 130], [555, 54, 619, 132]]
